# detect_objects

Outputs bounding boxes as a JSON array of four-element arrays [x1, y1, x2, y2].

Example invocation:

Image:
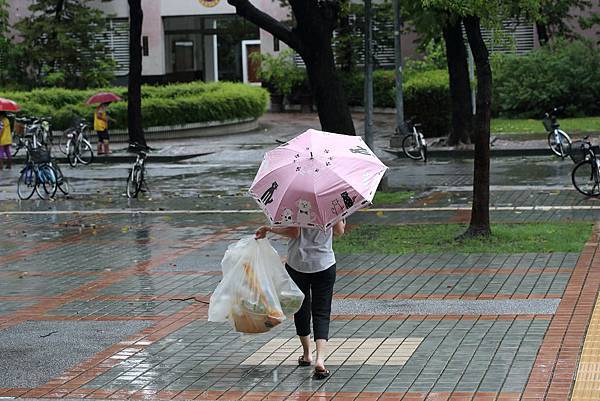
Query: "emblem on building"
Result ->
[[198, 0, 220, 7]]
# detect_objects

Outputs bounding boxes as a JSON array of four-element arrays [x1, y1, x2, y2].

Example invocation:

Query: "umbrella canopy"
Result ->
[[249, 128, 388, 230], [0, 97, 20, 112], [85, 92, 122, 106]]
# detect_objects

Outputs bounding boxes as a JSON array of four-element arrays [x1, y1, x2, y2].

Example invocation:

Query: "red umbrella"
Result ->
[[0, 97, 20, 112], [85, 92, 122, 106]]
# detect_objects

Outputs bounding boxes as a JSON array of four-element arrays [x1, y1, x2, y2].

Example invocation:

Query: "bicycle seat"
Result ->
[[128, 142, 151, 153]]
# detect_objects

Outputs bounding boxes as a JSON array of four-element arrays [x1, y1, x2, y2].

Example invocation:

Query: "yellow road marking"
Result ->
[[571, 294, 600, 400]]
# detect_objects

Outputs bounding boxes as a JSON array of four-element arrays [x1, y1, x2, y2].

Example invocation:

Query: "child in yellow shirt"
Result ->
[[0, 112, 12, 169], [94, 103, 112, 155]]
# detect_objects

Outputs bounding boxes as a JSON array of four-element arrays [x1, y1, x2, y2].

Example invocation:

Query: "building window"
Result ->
[[163, 15, 258, 82], [97, 18, 129, 76], [142, 36, 149, 56], [273, 36, 280, 52]]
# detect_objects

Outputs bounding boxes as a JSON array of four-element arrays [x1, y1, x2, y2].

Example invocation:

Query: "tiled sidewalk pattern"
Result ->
[[242, 337, 424, 366], [0, 213, 599, 400]]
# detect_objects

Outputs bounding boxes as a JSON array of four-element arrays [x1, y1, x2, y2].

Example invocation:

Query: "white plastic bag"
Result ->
[[208, 236, 304, 334]]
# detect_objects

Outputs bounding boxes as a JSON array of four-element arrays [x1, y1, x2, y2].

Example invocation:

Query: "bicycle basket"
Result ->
[[542, 117, 553, 132], [13, 122, 25, 135], [29, 148, 51, 163]]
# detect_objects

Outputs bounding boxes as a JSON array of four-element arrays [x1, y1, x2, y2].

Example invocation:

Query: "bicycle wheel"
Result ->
[[548, 130, 571, 158], [402, 135, 423, 160], [17, 166, 37, 200], [572, 159, 600, 197], [58, 130, 71, 155], [36, 164, 58, 200], [126, 165, 142, 198], [76, 139, 94, 165], [66, 139, 78, 167], [54, 164, 70, 195]]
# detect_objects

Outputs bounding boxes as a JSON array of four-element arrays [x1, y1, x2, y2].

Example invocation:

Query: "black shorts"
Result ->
[[97, 130, 109, 142]]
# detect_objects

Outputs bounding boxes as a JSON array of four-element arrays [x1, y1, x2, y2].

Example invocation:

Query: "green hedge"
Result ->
[[492, 40, 600, 118], [340, 69, 451, 138], [1, 81, 269, 130]]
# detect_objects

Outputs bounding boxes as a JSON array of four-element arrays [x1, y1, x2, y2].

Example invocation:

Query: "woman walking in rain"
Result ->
[[255, 220, 345, 380]]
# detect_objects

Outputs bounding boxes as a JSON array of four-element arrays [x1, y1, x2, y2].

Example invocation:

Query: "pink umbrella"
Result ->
[[85, 92, 122, 105], [249, 129, 388, 230], [0, 97, 20, 112]]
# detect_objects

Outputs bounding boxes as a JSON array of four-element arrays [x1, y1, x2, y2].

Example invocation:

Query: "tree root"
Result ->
[[455, 225, 491, 241]]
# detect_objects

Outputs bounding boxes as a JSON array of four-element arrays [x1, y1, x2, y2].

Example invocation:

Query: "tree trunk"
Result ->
[[127, 0, 146, 146], [227, 0, 356, 136], [443, 17, 473, 146], [304, 39, 356, 135], [536, 21, 550, 45], [294, 2, 355, 135], [461, 15, 492, 238], [55, 0, 65, 20]]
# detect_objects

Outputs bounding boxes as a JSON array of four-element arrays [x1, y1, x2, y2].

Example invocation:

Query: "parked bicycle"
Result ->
[[17, 144, 58, 200], [544, 108, 572, 158], [401, 120, 427, 162], [60, 119, 90, 154], [65, 120, 94, 167], [126, 142, 150, 198], [11, 116, 52, 157], [571, 138, 600, 197]]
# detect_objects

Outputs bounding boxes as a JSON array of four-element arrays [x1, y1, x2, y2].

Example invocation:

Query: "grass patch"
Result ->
[[334, 222, 592, 254], [372, 191, 414, 205], [492, 116, 600, 135]]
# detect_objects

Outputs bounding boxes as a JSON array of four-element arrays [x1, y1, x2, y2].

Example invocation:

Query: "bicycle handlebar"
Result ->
[[545, 107, 564, 118]]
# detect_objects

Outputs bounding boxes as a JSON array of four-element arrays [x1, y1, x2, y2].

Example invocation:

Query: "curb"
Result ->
[[384, 147, 554, 158], [49, 118, 259, 144], [11, 152, 212, 165]]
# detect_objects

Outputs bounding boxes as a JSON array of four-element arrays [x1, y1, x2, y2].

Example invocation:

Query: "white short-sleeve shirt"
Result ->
[[287, 228, 336, 273]]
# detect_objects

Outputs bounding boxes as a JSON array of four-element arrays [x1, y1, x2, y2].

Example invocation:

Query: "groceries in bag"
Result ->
[[208, 237, 304, 334]]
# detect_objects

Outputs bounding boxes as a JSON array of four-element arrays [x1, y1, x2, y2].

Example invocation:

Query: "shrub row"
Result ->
[[492, 39, 600, 118], [339, 69, 451, 138], [2, 81, 269, 130], [336, 40, 599, 137]]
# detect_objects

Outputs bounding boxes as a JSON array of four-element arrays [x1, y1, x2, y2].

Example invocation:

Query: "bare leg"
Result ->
[[315, 339, 327, 370], [299, 335, 312, 363], [97, 143, 103, 155], [104, 141, 110, 154]]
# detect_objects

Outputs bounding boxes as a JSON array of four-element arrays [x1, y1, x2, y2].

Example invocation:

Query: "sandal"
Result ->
[[298, 355, 311, 366], [313, 367, 330, 380]]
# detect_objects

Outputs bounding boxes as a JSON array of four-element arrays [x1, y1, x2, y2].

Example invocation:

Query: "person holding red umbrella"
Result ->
[[0, 97, 20, 169], [94, 102, 114, 155], [0, 112, 12, 169], [86, 92, 121, 155]]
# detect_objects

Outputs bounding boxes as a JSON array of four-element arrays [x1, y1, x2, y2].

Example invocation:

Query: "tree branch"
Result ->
[[55, 0, 65, 21], [227, 0, 303, 53]]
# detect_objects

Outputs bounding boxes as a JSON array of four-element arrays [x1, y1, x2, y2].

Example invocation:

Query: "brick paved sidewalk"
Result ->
[[1, 213, 600, 401]]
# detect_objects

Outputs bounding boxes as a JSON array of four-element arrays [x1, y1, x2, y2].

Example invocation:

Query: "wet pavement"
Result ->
[[2, 112, 600, 401]]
